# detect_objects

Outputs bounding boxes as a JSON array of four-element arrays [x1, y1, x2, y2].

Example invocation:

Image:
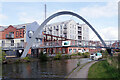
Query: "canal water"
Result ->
[[2, 58, 90, 78]]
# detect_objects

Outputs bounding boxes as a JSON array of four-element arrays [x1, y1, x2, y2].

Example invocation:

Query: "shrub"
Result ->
[[1, 50, 6, 61], [64, 54, 71, 59], [82, 53, 84, 56], [54, 54, 62, 60], [82, 52, 90, 58], [39, 51, 48, 61], [15, 59, 21, 63], [71, 53, 77, 56], [23, 56, 30, 61], [77, 52, 82, 56], [102, 51, 108, 58]]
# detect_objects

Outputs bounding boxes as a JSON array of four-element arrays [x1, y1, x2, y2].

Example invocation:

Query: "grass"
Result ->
[[88, 60, 120, 79]]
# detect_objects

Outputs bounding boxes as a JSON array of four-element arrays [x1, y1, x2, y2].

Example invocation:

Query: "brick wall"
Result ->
[[0, 25, 24, 39]]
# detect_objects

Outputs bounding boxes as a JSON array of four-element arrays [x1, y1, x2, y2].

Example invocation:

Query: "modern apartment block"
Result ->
[[43, 20, 78, 40], [43, 20, 89, 41]]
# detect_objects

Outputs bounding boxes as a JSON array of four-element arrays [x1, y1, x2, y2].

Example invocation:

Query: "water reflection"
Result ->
[[2, 58, 90, 78]]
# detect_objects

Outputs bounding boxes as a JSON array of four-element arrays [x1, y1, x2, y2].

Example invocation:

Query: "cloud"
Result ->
[[79, 2, 118, 18], [18, 12, 44, 24], [0, 14, 8, 21], [89, 26, 118, 40], [100, 27, 118, 40]]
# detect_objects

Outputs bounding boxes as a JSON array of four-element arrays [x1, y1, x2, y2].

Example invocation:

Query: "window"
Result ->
[[73, 49, 76, 53], [16, 31, 19, 37], [54, 26, 55, 30], [62, 48, 65, 54], [21, 40, 24, 43], [61, 30, 62, 34], [2, 40, 5, 46], [69, 49, 72, 53], [28, 30, 34, 38], [64, 24, 66, 27], [11, 40, 14, 46], [6, 34, 8, 38], [60, 25, 62, 29], [20, 30, 23, 37], [9, 32, 14, 34]]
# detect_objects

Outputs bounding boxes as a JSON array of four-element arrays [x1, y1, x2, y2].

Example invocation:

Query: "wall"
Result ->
[[26, 21, 40, 43], [1, 25, 24, 39]]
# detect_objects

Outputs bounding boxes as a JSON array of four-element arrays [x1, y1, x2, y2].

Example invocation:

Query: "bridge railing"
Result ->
[[1, 40, 120, 50]]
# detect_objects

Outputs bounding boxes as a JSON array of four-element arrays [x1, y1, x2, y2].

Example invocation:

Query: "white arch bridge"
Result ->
[[21, 11, 119, 57], [3, 11, 117, 57]]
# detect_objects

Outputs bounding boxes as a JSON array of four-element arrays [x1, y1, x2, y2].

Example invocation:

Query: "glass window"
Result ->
[[62, 48, 65, 53], [61, 30, 62, 34], [54, 26, 55, 30], [2, 40, 5, 46], [6, 34, 8, 37], [28, 30, 34, 38], [73, 49, 76, 53], [60, 25, 62, 29], [11, 40, 14, 46], [69, 49, 72, 53]]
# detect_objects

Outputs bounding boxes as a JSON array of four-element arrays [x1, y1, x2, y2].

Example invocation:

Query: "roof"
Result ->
[[45, 19, 73, 27], [0, 22, 32, 31]]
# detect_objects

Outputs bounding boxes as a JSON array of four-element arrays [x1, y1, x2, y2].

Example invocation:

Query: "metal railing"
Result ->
[[1, 40, 120, 50], [2, 43, 26, 50]]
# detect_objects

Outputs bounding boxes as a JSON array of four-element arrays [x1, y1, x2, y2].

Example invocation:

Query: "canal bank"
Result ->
[[2, 54, 84, 64]]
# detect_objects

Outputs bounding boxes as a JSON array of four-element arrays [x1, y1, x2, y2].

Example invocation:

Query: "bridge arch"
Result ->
[[21, 11, 107, 58]]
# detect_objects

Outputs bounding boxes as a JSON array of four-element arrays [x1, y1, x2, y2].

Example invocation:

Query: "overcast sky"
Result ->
[[0, 0, 119, 40]]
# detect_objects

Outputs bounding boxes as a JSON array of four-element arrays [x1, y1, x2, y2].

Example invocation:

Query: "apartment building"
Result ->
[[43, 20, 89, 41], [43, 20, 78, 40], [0, 21, 42, 56]]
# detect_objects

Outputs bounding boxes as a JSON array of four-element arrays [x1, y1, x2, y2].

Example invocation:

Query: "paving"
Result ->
[[67, 61, 97, 78]]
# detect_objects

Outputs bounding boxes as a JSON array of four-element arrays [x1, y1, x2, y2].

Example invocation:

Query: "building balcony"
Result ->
[[78, 33, 82, 36], [64, 26, 67, 29], [6, 34, 14, 39], [48, 28, 52, 31], [78, 29, 82, 31], [63, 30, 67, 34], [56, 27, 59, 30]]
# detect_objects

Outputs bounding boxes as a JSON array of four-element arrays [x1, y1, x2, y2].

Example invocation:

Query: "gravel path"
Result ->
[[67, 61, 97, 78]]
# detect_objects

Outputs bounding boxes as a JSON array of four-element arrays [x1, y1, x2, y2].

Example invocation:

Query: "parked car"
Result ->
[[90, 52, 102, 60]]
